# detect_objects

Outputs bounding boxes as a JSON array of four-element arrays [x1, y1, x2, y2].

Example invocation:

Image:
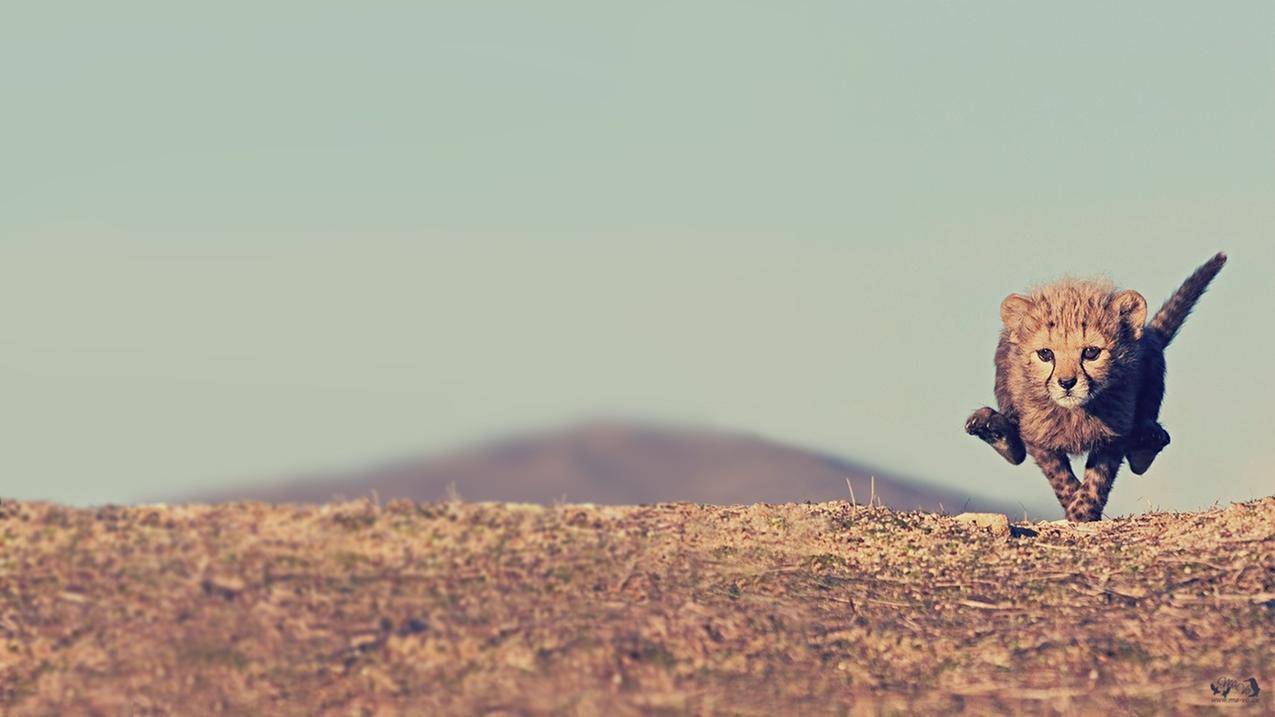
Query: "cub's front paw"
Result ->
[[1065, 493, 1104, 523], [1126, 422, 1171, 475], [965, 406, 1004, 439], [965, 407, 1026, 465]]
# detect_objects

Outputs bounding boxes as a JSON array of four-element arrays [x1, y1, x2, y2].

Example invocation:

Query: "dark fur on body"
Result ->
[[966, 252, 1227, 522]]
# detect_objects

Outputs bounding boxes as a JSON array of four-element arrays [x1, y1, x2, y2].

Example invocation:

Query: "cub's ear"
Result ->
[[1000, 294, 1034, 328], [1112, 289, 1147, 339]]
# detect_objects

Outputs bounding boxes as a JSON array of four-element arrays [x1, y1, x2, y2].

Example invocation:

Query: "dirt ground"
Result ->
[[0, 495, 1270, 716]]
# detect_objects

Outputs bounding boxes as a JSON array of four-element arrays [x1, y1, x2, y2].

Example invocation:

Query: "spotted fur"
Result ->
[[965, 253, 1227, 521]]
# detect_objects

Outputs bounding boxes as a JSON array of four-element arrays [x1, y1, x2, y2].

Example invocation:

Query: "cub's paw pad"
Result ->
[[965, 407, 1026, 465], [965, 407, 1008, 441], [1126, 423, 1171, 475]]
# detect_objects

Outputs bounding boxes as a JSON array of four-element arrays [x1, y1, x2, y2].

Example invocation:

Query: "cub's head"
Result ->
[[1001, 279, 1146, 409]]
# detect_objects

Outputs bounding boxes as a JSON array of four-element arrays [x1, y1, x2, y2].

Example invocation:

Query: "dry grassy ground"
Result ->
[[0, 496, 1271, 716]]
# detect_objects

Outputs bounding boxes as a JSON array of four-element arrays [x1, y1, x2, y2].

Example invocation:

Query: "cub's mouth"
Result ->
[[1052, 393, 1087, 409]]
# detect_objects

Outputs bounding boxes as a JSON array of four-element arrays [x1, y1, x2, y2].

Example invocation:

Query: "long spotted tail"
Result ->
[[1147, 252, 1227, 345]]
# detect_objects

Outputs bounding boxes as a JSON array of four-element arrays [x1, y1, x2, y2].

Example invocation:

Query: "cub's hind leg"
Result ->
[[1126, 421, 1170, 475], [965, 406, 1026, 465], [1028, 446, 1081, 513], [1127, 340, 1170, 474]]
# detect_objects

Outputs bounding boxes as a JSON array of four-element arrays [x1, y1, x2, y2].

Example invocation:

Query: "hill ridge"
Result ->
[[183, 419, 1027, 515]]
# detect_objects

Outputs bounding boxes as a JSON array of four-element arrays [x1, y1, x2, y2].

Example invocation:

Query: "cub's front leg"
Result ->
[[965, 406, 1026, 465], [1067, 444, 1124, 522]]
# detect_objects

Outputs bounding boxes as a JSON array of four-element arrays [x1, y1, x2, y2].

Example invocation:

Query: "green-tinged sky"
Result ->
[[2, 2, 1272, 514]]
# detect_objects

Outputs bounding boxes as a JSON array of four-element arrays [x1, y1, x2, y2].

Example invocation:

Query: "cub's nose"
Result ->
[[1058, 376, 1078, 390]]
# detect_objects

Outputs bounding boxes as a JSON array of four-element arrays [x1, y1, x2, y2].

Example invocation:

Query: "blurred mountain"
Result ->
[[184, 421, 1020, 514]]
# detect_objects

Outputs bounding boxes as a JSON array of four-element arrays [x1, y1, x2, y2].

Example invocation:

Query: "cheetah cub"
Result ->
[[965, 252, 1227, 522]]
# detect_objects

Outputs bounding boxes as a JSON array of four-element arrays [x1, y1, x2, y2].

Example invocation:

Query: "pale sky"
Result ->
[[2, 2, 1272, 515]]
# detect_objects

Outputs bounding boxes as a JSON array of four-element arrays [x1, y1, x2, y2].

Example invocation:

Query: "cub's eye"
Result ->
[[1082, 347, 1101, 361], [1036, 348, 1054, 362]]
